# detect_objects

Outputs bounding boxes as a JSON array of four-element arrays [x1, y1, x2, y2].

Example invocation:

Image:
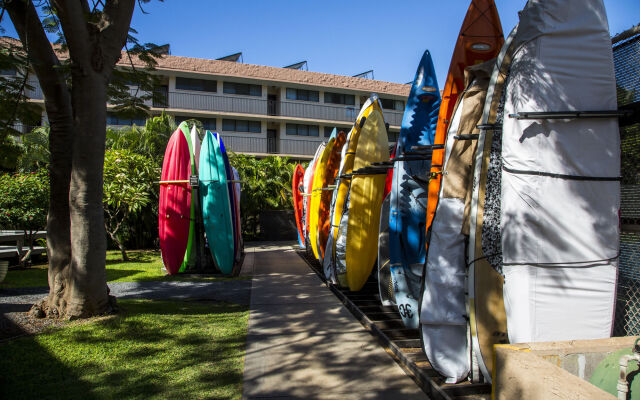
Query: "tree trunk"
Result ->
[[62, 72, 114, 318]]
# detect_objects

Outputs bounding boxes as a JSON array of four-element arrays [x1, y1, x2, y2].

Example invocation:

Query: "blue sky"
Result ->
[[2, 1, 639, 86]]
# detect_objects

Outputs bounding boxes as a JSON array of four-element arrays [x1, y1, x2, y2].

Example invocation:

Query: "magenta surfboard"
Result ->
[[159, 128, 192, 275]]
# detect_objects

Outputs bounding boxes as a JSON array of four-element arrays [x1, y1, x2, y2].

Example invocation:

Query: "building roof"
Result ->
[[127, 53, 411, 97], [1, 36, 411, 97]]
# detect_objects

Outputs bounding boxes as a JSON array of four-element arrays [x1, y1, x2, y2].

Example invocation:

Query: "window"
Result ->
[[286, 88, 319, 102], [323, 126, 348, 137], [223, 82, 262, 97], [175, 117, 216, 131], [107, 113, 146, 126], [380, 98, 405, 111], [324, 92, 355, 105], [222, 119, 261, 133], [388, 131, 399, 143], [286, 123, 319, 137], [176, 77, 217, 93]]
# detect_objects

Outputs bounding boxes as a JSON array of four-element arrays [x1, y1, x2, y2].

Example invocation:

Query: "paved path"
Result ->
[[242, 243, 427, 400]]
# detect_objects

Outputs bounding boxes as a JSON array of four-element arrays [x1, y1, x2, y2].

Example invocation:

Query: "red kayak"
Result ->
[[292, 164, 305, 248], [159, 128, 192, 275]]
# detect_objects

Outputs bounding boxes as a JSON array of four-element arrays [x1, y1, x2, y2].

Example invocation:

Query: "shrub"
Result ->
[[103, 149, 158, 259], [0, 170, 49, 251]]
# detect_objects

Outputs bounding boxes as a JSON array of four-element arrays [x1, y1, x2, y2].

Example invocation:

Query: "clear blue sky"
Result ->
[[2, 1, 639, 86]]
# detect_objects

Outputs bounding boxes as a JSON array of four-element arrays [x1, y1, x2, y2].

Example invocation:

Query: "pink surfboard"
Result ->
[[159, 128, 192, 275]]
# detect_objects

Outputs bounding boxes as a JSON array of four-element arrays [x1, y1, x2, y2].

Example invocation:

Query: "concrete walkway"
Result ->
[[242, 243, 428, 400]]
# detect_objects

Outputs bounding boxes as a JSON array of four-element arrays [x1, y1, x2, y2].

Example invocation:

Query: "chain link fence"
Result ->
[[613, 24, 640, 336]]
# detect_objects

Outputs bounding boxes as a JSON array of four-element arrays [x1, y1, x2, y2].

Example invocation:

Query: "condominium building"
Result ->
[[3, 37, 410, 159]]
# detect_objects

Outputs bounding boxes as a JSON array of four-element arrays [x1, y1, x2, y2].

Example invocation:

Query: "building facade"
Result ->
[[9, 43, 410, 159]]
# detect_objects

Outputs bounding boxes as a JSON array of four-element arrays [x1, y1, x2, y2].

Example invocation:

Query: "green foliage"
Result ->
[[106, 112, 175, 163], [0, 299, 248, 400], [103, 149, 158, 258], [0, 170, 49, 233], [15, 125, 50, 172], [0, 41, 42, 171], [228, 154, 295, 239]]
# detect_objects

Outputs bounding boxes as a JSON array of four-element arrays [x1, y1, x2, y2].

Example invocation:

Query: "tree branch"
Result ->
[[5, 0, 68, 105], [99, 0, 135, 70], [51, 0, 92, 70]]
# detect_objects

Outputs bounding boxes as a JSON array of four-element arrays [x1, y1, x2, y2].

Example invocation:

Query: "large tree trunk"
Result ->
[[63, 71, 114, 318], [9, 0, 135, 319]]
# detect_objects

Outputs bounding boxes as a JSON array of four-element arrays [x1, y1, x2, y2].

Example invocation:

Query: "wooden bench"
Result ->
[[0, 230, 47, 261]]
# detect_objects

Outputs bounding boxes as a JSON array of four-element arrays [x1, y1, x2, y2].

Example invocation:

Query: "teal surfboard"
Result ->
[[200, 130, 234, 274]]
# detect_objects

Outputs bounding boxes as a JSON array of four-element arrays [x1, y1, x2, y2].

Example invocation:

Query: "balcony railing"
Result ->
[[221, 136, 321, 156], [28, 81, 406, 126]]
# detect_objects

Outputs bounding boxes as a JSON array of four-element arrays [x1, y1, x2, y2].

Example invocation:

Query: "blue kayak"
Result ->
[[389, 50, 441, 329]]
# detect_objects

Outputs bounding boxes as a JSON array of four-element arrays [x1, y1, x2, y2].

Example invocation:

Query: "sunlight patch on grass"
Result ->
[[0, 299, 248, 400], [0, 250, 249, 289]]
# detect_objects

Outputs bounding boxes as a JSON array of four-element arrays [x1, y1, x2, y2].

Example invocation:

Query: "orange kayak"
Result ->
[[318, 131, 346, 261], [424, 0, 504, 250]]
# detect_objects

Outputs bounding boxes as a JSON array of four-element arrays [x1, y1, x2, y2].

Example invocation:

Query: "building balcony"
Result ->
[[222, 136, 322, 158], [161, 91, 404, 126]]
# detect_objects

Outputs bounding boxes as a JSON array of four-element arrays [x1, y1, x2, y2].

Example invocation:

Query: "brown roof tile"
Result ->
[[1, 36, 410, 97], [125, 53, 411, 98]]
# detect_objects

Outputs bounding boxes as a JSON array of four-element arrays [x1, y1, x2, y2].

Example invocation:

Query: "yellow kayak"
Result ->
[[346, 98, 390, 291], [309, 136, 336, 260], [331, 99, 375, 277]]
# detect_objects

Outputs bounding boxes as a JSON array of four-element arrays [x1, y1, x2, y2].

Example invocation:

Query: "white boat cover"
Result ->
[[421, 59, 495, 382], [501, 0, 619, 343], [420, 96, 467, 382], [190, 125, 201, 172]]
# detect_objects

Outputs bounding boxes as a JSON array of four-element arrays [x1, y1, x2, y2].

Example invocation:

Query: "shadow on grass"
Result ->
[[0, 317, 98, 399], [0, 299, 249, 400]]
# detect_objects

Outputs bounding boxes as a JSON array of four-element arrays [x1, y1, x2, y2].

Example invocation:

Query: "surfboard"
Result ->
[[179, 122, 198, 272], [317, 130, 346, 263], [420, 60, 494, 383], [200, 130, 234, 274], [159, 127, 192, 275], [310, 133, 336, 261], [324, 126, 356, 284], [346, 97, 390, 291], [334, 99, 375, 287], [231, 166, 244, 269], [424, 0, 504, 253], [500, 0, 618, 345], [292, 164, 306, 249], [389, 50, 440, 328], [467, 25, 518, 383], [215, 133, 238, 267], [303, 144, 325, 249]]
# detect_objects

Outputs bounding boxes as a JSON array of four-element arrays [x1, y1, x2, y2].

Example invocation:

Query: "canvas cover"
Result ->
[[420, 60, 493, 383], [501, 0, 619, 343]]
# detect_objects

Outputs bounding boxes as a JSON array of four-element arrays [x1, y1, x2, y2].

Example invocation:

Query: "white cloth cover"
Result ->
[[190, 126, 201, 172], [420, 97, 469, 382], [501, 0, 619, 343]]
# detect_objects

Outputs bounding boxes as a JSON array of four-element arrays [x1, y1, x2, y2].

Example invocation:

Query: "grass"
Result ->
[[0, 299, 249, 400], [0, 250, 249, 289]]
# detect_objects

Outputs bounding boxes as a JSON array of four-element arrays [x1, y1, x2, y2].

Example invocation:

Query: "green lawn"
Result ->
[[0, 299, 249, 399], [0, 250, 249, 289]]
